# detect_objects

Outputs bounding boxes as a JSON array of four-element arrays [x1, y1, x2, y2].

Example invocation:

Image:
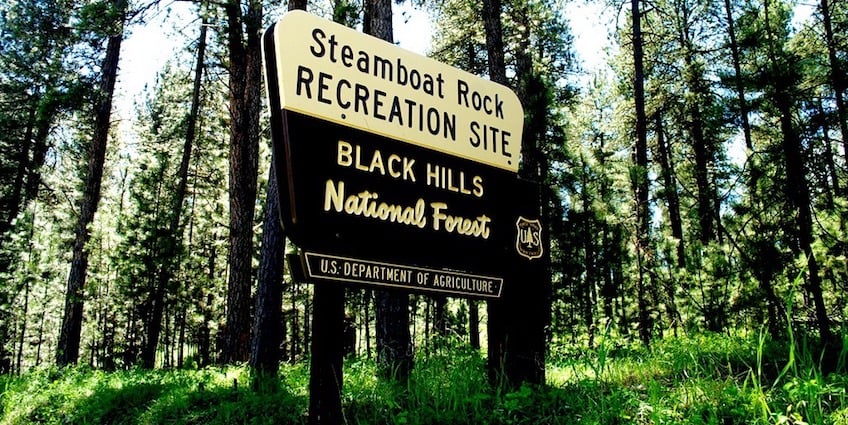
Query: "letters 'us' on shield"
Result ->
[[263, 10, 543, 299]]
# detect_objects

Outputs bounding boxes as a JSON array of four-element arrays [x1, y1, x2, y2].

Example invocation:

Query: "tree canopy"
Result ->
[[0, 0, 844, 379]]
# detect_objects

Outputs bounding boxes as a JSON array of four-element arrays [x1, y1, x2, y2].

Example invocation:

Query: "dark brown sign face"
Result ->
[[272, 112, 539, 298]]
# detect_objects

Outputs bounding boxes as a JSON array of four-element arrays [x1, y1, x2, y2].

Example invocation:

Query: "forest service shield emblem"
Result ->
[[515, 217, 543, 260]]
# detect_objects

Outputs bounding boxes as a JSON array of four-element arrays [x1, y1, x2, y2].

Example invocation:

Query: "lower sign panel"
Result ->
[[302, 252, 503, 299]]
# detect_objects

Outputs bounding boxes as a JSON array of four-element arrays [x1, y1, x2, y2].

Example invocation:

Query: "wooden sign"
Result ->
[[263, 11, 541, 299]]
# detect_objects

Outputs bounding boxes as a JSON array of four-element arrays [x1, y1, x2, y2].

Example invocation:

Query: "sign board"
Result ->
[[265, 10, 523, 172], [264, 11, 541, 299]]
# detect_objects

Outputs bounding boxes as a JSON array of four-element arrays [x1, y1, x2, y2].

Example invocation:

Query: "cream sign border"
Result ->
[[304, 252, 504, 298], [266, 10, 523, 173]]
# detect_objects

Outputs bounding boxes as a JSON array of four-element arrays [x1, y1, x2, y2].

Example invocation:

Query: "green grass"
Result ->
[[1, 332, 845, 424]]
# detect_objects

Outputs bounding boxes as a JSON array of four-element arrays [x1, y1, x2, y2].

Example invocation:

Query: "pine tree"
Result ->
[[57, 0, 128, 366], [221, 0, 263, 364], [250, 0, 307, 382], [0, 0, 84, 371]]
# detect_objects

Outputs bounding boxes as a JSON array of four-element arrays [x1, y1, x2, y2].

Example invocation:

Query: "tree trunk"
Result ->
[[762, 0, 832, 345], [654, 114, 682, 333], [177, 308, 186, 368], [819, 0, 848, 164], [433, 296, 447, 338], [199, 247, 216, 367], [222, 0, 263, 364], [23, 115, 52, 222], [56, 0, 125, 366], [483, 0, 548, 387], [35, 282, 48, 366], [141, 18, 207, 369], [468, 299, 479, 349], [364, 290, 372, 358], [303, 295, 311, 356], [250, 162, 286, 379], [600, 224, 616, 322], [673, 16, 717, 244], [631, 0, 653, 347], [818, 98, 840, 206], [2, 97, 53, 243], [250, 0, 305, 381], [16, 278, 30, 374], [597, 134, 619, 326], [580, 157, 596, 346], [777, 96, 833, 344], [689, 99, 715, 243], [483, 0, 507, 86], [375, 291, 412, 379], [2, 106, 34, 237], [290, 282, 299, 360], [722, 0, 753, 152], [655, 113, 684, 268]]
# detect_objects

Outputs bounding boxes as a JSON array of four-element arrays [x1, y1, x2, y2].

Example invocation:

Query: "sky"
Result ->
[[113, 0, 822, 182], [115, 2, 614, 127]]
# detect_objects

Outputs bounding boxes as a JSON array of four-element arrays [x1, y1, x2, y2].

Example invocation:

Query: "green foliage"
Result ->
[[547, 332, 847, 424], [344, 344, 491, 424], [0, 364, 308, 425], [0, 333, 846, 424]]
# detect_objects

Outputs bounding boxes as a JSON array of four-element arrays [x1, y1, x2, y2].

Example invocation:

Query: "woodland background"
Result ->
[[0, 0, 846, 409]]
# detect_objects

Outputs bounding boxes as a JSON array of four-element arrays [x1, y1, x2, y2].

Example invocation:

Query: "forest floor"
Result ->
[[1, 332, 846, 424]]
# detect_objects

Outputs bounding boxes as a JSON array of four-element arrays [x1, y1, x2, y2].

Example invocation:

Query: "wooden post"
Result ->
[[487, 180, 548, 388], [308, 283, 345, 424]]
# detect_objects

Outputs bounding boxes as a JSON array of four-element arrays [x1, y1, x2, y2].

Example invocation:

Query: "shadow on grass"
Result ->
[[63, 381, 165, 425], [9, 369, 308, 425], [145, 382, 308, 425]]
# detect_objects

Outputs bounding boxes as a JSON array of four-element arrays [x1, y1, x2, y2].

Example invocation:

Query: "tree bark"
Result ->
[[580, 157, 596, 346], [482, 0, 507, 86], [249, 0, 305, 383], [722, 0, 753, 152], [250, 154, 287, 380], [763, 0, 833, 345], [375, 290, 412, 378], [655, 113, 682, 333], [221, 0, 263, 364], [468, 299, 479, 349], [777, 95, 833, 344], [689, 96, 715, 243], [819, 0, 848, 164], [16, 277, 30, 374], [2, 106, 34, 238], [818, 98, 840, 204], [56, 0, 126, 366], [631, 0, 653, 347], [655, 113, 684, 268], [432, 296, 447, 338], [676, 27, 718, 244]]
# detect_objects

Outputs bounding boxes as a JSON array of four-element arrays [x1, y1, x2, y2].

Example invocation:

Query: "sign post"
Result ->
[[263, 10, 545, 422], [306, 284, 344, 425]]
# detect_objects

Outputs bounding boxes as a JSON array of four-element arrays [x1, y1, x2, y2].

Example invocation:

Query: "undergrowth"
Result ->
[[1, 332, 845, 424]]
